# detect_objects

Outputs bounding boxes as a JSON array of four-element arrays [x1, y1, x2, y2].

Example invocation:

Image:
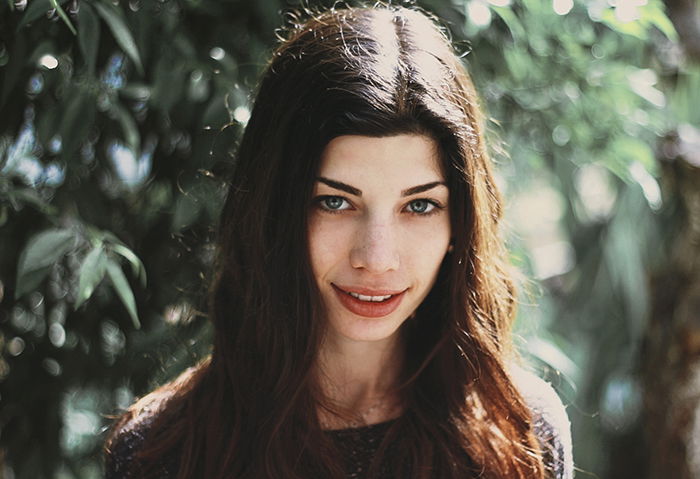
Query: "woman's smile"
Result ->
[[332, 284, 408, 318], [307, 134, 451, 344]]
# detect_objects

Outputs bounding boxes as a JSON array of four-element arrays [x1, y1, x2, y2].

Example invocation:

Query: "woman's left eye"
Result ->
[[406, 199, 437, 215]]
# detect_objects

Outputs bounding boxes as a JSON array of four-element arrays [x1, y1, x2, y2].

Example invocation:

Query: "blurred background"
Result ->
[[1, 0, 699, 477]]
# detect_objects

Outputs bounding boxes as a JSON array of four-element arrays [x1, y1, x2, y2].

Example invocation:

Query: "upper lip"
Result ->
[[332, 284, 407, 296]]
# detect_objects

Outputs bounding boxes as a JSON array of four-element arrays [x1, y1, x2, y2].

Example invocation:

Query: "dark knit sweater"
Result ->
[[105, 370, 573, 478]]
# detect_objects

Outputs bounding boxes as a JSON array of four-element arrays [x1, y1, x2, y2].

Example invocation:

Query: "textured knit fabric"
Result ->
[[105, 371, 573, 479]]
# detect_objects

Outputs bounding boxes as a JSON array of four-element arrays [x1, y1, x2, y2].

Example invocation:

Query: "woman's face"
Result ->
[[308, 134, 451, 347]]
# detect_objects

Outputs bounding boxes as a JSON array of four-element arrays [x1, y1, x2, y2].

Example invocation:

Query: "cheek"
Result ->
[[307, 215, 351, 278], [401, 217, 451, 274]]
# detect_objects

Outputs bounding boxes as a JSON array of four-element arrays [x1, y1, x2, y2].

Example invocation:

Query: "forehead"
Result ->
[[317, 134, 444, 181]]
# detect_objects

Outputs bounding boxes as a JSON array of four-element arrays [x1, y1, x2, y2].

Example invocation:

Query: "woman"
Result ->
[[105, 5, 573, 479]]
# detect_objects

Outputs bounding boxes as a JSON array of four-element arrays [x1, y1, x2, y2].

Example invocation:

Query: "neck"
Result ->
[[316, 332, 405, 429]]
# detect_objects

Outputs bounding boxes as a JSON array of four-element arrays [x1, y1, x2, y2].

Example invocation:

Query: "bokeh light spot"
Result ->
[[7, 337, 25, 357], [233, 106, 250, 124], [209, 47, 225, 61], [553, 0, 574, 15], [38, 54, 58, 69], [467, 2, 492, 27]]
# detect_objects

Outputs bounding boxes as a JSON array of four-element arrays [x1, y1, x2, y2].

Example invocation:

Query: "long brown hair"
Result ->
[[106, 5, 546, 478]]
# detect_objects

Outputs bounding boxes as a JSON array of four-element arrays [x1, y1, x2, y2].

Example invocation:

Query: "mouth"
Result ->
[[346, 291, 394, 302], [331, 284, 407, 318]]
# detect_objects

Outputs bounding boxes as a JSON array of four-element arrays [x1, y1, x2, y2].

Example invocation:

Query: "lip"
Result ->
[[331, 284, 407, 318]]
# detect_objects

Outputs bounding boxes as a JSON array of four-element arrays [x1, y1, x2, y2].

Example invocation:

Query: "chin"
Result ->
[[326, 312, 408, 344]]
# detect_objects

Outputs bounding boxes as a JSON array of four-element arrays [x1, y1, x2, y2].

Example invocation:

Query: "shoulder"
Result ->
[[104, 362, 207, 477], [104, 375, 193, 478], [104, 404, 160, 478], [509, 366, 574, 479]]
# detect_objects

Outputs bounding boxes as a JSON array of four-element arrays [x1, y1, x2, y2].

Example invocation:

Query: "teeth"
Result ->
[[348, 291, 393, 302]]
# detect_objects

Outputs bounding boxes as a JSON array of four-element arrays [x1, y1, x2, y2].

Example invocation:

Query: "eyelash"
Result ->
[[313, 195, 445, 216]]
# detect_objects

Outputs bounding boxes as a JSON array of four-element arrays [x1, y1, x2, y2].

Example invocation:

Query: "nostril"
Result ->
[[350, 245, 400, 273]]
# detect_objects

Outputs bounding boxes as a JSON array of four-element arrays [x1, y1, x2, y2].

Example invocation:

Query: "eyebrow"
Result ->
[[316, 177, 446, 197], [316, 177, 361, 196], [401, 181, 446, 197]]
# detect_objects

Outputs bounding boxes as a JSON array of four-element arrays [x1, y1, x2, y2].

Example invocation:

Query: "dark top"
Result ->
[[105, 370, 573, 478]]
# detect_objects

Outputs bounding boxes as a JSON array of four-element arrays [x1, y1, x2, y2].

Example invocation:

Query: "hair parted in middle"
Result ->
[[114, 5, 548, 478]]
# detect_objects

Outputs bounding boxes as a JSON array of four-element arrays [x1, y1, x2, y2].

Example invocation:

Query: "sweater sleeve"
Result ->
[[511, 367, 574, 479]]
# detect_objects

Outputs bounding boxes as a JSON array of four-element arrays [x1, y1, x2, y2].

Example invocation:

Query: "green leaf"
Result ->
[[8, 188, 57, 215], [17, 229, 74, 274], [17, 0, 51, 29], [524, 336, 580, 384], [106, 258, 140, 329], [640, 2, 678, 41], [16, 229, 75, 298], [49, 0, 76, 35], [151, 56, 185, 112], [17, 0, 72, 30], [59, 86, 96, 158], [0, 33, 27, 110], [75, 246, 108, 308], [171, 193, 201, 232], [93, 1, 144, 75], [99, 230, 127, 246], [491, 6, 526, 44], [612, 136, 657, 174], [15, 267, 53, 298], [77, 2, 100, 75], [599, 8, 648, 40], [111, 243, 146, 287]]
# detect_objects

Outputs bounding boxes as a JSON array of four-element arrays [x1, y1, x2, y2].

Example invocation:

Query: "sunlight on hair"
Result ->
[[552, 0, 574, 16], [365, 12, 402, 81]]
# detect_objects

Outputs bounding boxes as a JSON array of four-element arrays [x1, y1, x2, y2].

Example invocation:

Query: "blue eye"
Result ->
[[319, 196, 349, 211], [407, 199, 435, 214]]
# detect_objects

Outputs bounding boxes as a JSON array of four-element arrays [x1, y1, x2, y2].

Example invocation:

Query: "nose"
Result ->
[[349, 219, 400, 273]]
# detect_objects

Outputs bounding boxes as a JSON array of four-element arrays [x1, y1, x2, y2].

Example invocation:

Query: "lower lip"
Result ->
[[332, 285, 406, 318]]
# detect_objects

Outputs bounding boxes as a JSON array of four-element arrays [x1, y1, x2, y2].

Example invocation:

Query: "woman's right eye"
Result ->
[[317, 196, 351, 212]]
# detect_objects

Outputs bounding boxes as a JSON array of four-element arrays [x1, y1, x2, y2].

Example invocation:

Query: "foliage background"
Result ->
[[1, 0, 698, 477]]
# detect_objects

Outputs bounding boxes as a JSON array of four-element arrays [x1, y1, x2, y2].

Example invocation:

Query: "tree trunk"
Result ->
[[663, 0, 700, 61], [643, 128, 700, 478]]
